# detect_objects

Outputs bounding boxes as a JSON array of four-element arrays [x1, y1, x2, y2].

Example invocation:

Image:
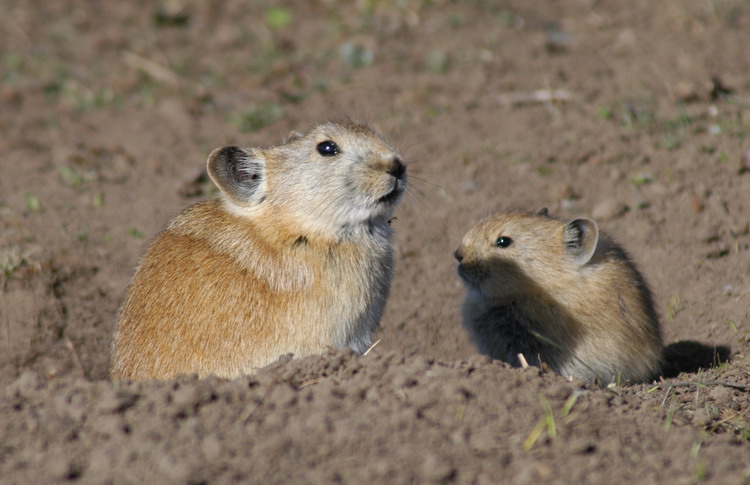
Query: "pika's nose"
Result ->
[[388, 158, 406, 179], [454, 246, 464, 263]]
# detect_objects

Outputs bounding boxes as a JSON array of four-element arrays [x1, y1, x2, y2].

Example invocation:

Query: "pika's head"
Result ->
[[454, 208, 600, 297], [207, 121, 407, 234]]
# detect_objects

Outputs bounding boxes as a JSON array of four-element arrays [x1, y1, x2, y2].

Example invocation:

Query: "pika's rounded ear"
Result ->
[[207, 146, 267, 207], [535, 207, 549, 217], [283, 130, 304, 144], [564, 218, 599, 266]]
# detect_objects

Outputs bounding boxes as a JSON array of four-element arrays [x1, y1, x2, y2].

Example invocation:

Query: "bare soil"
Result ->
[[2, 0, 750, 483]]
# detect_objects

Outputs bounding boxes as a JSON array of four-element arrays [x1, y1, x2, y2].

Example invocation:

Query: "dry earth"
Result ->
[[2, 0, 750, 483]]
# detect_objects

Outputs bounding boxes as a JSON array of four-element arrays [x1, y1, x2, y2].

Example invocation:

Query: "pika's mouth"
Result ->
[[377, 180, 406, 205], [456, 263, 474, 285], [457, 263, 486, 288]]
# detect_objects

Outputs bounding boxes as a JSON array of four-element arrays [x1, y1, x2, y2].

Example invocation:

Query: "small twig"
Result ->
[[657, 381, 749, 392], [298, 377, 327, 389], [123, 51, 182, 87], [241, 390, 268, 424], [518, 353, 529, 369], [711, 410, 747, 430], [542, 77, 562, 117], [660, 385, 672, 407], [64, 337, 88, 379], [490, 89, 578, 107], [1, 14, 32, 49], [362, 339, 381, 356], [3, 313, 10, 353]]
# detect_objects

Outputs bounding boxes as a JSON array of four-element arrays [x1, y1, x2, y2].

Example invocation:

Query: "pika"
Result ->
[[110, 121, 407, 380], [455, 208, 663, 384]]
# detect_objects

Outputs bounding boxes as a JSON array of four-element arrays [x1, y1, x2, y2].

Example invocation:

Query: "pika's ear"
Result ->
[[564, 218, 599, 266], [283, 130, 304, 144], [535, 207, 549, 217], [207, 146, 267, 207]]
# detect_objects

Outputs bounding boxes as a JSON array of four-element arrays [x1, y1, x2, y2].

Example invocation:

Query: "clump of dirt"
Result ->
[[2, 0, 749, 482], [4, 351, 749, 483]]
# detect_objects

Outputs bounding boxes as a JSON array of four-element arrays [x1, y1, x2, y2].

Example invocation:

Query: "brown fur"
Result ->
[[455, 209, 663, 384], [110, 121, 407, 380]]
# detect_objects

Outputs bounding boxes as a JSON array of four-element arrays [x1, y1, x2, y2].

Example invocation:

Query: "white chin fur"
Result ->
[[338, 201, 394, 227], [221, 192, 396, 237]]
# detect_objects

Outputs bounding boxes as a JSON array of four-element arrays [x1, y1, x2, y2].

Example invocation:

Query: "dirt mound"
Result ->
[[4, 351, 749, 483]]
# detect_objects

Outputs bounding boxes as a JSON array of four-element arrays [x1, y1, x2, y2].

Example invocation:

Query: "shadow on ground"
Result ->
[[661, 340, 732, 378]]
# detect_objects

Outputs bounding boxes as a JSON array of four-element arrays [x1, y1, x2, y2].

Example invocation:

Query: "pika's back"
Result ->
[[456, 208, 663, 384], [110, 121, 407, 381]]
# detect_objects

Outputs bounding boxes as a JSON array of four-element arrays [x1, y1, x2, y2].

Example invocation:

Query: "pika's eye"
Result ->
[[495, 236, 513, 248], [317, 141, 339, 157]]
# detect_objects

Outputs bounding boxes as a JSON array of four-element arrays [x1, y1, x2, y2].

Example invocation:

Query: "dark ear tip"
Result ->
[[213, 145, 244, 161], [535, 207, 549, 217], [208, 146, 248, 172], [571, 218, 600, 240]]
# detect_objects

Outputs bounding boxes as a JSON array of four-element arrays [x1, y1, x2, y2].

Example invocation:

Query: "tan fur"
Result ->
[[110, 121, 407, 380], [455, 209, 663, 384]]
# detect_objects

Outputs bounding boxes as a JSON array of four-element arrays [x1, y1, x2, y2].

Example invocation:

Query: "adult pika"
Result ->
[[110, 121, 407, 380], [455, 208, 663, 384]]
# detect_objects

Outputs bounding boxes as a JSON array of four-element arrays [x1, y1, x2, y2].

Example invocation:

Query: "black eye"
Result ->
[[317, 141, 339, 157], [496, 236, 513, 248]]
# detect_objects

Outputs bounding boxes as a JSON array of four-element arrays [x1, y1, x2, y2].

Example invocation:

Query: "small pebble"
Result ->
[[692, 408, 711, 426], [674, 81, 700, 102], [708, 386, 731, 402]]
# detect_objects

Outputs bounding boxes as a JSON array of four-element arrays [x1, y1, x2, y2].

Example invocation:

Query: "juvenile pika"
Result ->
[[455, 208, 663, 384], [110, 121, 407, 380]]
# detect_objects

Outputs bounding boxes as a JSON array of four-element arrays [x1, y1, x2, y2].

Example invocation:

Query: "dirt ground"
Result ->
[[2, 0, 750, 483]]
